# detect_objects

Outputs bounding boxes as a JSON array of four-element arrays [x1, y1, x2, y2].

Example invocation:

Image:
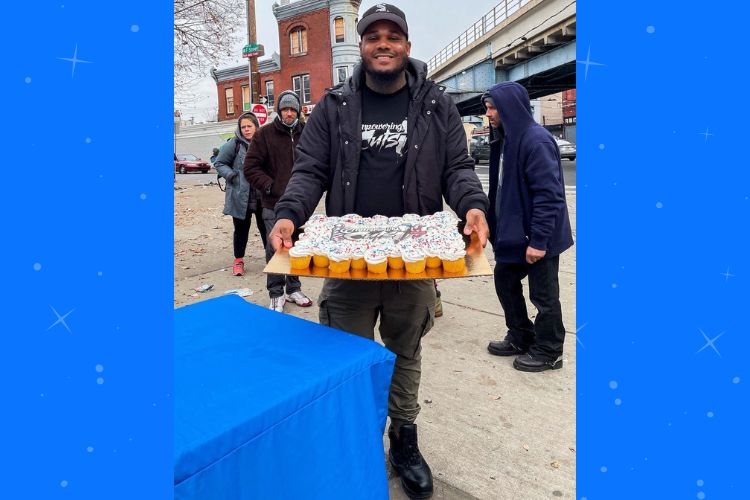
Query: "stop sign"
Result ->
[[252, 104, 268, 125]]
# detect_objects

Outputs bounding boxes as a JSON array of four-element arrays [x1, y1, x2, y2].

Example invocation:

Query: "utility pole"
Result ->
[[247, 0, 259, 106]]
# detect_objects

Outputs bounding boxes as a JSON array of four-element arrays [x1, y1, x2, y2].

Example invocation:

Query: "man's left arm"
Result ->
[[440, 98, 490, 245], [525, 141, 567, 255]]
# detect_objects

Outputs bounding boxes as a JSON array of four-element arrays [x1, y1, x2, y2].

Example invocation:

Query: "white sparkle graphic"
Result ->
[[575, 322, 587, 349], [87, 446, 94, 453], [95, 364, 104, 373], [720, 267, 735, 282], [614, 398, 622, 406], [697, 479, 704, 487], [646, 25, 656, 34], [140, 193, 147, 200], [98, 271, 103, 277], [598, 144, 605, 150], [696, 328, 724, 357], [733, 376, 740, 384], [600, 466, 608, 473], [131, 25, 140, 32], [609, 381, 618, 389], [699, 128, 713, 142], [96, 377, 104, 385], [57, 44, 93, 78], [25, 76, 31, 84], [656, 202, 663, 209], [85, 137, 92, 144], [60, 480, 68, 488], [707, 411, 714, 418], [697, 492, 705, 500], [577, 45, 605, 81], [33, 263, 42, 271], [47, 306, 74, 333]]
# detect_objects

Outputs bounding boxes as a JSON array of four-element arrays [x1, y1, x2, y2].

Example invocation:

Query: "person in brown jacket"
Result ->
[[243, 90, 312, 313]]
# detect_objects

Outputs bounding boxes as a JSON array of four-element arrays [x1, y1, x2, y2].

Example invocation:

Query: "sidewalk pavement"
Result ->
[[174, 179, 576, 500]]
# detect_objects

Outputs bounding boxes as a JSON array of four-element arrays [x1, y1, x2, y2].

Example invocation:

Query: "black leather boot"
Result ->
[[388, 424, 433, 499]]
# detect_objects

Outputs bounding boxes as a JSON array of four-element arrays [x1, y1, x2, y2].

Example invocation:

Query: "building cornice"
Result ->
[[273, 0, 329, 21], [212, 54, 281, 83]]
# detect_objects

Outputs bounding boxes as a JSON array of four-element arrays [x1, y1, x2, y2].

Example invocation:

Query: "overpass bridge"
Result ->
[[427, 0, 576, 115]]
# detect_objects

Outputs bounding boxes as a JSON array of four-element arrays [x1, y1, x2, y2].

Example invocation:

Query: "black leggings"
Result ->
[[232, 204, 267, 258]]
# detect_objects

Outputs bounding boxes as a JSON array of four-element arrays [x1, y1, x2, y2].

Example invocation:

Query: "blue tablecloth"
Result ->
[[174, 295, 395, 500]]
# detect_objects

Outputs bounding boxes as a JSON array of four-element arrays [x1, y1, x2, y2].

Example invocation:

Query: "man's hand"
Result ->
[[463, 209, 489, 247], [526, 246, 546, 265], [269, 219, 295, 251]]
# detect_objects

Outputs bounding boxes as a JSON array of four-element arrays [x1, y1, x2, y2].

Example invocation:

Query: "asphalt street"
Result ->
[[175, 159, 577, 194]]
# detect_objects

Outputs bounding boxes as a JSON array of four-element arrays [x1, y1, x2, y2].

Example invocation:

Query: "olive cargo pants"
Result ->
[[318, 279, 435, 429]]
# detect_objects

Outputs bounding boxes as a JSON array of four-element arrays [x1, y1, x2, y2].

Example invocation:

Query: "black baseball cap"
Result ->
[[357, 3, 408, 38]]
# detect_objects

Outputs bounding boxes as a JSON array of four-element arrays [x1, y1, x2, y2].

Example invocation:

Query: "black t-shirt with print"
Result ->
[[355, 84, 409, 217]]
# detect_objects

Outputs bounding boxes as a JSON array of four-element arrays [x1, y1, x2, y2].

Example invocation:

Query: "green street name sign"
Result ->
[[242, 43, 265, 59]]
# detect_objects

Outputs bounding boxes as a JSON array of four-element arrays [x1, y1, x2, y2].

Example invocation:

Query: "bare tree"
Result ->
[[174, 0, 245, 95]]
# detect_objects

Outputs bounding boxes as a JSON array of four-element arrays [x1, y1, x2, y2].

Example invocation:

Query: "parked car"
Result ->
[[470, 136, 491, 164], [554, 137, 576, 161], [175, 154, 211, 174]]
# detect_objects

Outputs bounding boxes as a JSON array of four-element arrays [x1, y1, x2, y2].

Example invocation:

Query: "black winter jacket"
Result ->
[[275, 58, 489, 228]]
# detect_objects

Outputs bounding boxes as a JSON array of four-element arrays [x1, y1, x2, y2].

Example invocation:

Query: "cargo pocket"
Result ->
[[411, 306, 434, 359]]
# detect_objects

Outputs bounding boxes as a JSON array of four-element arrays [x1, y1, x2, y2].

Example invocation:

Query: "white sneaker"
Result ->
[[269, 296, 285, 312], [286, 291, 313, 307]]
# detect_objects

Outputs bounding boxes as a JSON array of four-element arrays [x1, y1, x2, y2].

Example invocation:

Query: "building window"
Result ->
[[292, 74, 311, 104], [334, 17, 345, 43], [290, 27, 307, 55], [336, 66, 348, 84], [265, 80, 275, 108], [225, 88, 234, 115], [242, 85, 250, 111]]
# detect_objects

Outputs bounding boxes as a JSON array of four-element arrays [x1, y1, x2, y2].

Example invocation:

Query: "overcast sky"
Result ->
[[177, 0, 502, 122]]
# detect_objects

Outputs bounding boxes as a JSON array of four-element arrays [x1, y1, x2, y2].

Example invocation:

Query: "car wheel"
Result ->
[[202, 169, 209, 174], [179, 166, 186, 174]]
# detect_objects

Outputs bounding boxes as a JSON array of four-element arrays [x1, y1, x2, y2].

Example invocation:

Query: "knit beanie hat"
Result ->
[[276, 91, 301, 115]]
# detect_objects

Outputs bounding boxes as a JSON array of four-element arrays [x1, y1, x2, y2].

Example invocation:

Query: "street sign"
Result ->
[[259, 96, 267, 104], [252, 104, 268, 125], [242, 43, 265, 59]]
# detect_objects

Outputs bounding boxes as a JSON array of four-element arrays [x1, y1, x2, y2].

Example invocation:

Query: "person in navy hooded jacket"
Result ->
[[483, 82, 574, 372]]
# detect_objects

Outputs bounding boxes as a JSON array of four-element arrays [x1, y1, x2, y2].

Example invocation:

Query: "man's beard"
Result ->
[[363, 57, 408, 87]]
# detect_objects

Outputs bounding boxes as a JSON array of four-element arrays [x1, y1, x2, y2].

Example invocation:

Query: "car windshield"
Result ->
[[177, 154, 199, 161]]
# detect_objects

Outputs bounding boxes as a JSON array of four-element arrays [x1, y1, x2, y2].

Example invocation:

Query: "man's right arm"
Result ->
[[243, 132, 273, 193]]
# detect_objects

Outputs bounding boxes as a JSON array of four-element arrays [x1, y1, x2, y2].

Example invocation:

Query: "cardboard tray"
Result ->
[[263, 232, 492, 281]]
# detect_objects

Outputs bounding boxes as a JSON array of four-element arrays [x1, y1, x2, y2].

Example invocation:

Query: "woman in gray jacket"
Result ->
[[214, 111, 266, 276]]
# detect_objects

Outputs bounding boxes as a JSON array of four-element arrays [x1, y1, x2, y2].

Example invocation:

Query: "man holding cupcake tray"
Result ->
[[269, 4, 489, 499]]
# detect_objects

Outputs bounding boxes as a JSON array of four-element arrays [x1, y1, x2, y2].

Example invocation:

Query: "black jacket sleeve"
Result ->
[[440, 96, 490, 218]]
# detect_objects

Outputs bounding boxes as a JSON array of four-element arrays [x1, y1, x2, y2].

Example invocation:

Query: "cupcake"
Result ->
[[328, 246, 352, 274], [425, 251, 442, 269], [364, 247, 388, 274], [350, 244, 367, 270], [441, 248, 467, 273], [312, 240, 330, 268], [388, 250, 405, 270], [289, 243, 313, 269], [402, 247, 426, 274]]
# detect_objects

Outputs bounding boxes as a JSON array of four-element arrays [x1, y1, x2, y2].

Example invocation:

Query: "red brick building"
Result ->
[[212, 0, 362, 122], [562, 89, 576, 123]]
